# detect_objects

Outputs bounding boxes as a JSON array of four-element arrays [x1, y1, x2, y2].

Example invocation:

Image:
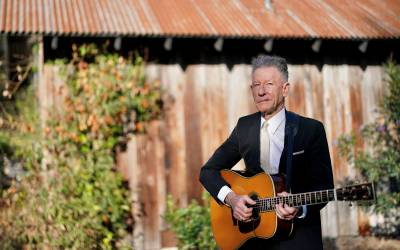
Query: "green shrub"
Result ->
[[0, 44, 162, 249], [338, 60, 400, 237], [164, 193, 217, 250]]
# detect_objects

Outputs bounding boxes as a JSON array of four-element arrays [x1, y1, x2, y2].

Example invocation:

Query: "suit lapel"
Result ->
[[279, 110, 295, 173]]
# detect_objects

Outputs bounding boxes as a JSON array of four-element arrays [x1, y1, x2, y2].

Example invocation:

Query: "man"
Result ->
[[199, 55, 334, 249]]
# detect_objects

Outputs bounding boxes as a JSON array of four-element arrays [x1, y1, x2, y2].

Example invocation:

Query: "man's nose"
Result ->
[[258, 85, 268, 95]]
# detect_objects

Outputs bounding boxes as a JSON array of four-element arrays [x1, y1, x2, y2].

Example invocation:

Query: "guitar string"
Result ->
[[254, 189, 336, 211], [256, 190, 334, 211]]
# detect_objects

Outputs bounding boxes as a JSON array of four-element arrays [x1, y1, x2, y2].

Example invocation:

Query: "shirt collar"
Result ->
[[261, 108, 286, 135]]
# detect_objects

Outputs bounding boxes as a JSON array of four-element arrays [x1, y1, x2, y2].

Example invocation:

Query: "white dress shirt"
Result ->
[[217, 108, 306, 218], [260, 107, 286, 174]]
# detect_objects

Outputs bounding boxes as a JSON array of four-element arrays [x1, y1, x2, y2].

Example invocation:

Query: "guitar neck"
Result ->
[[255, 189, 336, 212]]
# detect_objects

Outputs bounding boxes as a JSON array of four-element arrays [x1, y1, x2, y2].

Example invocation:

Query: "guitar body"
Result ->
[[210, 170, 293, 250]]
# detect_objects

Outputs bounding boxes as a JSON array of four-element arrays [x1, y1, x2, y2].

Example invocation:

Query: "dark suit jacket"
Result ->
[[199, 110, 334, 250]]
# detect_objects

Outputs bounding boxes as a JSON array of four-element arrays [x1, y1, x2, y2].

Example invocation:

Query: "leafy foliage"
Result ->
[[164, 193, 217, 250], [338, 60, 400, 237], [0, 44, 162, 248], [0, 85, 43, 209]]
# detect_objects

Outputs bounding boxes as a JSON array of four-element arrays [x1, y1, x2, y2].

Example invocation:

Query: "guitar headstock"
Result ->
[[336, 182, 375, 202]]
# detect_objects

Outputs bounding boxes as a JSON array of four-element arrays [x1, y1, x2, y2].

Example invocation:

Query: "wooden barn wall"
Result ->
[[43, 63, 385, 249]]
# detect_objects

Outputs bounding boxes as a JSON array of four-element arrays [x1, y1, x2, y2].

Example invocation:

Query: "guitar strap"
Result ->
[[285, 111, 299, 192]]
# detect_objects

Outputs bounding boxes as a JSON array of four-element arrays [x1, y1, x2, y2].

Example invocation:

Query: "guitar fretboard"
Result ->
[[255, 189, 336, 212]]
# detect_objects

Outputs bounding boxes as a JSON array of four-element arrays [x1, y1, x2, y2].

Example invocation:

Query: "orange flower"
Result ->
[[65, 114, 73, 122], [44, 126, 51, 135], [76, 104, 85, 113], [69, 132, 79, 142], [91, 122, 99, 134], [135, 122, 144, 132], [140, 87, 149, 95], [78, 60, 88, 70], [104, 115, 114, 125], [55, 126, 63, 133], [87, 114, 96, 126], [141, 99, 149, 109], [83, 84, 91, 94]]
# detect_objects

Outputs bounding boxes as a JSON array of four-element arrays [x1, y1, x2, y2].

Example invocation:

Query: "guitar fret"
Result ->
[[329, 190, 335, 201], [257, 189, 338, 213]]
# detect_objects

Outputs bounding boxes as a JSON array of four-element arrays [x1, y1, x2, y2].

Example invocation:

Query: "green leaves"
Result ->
[[164, 193, 217, 250], [338, 60, 400, 237], [0, 44, 162, 248]]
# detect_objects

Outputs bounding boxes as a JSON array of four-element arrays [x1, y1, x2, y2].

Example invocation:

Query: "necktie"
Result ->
[[260, 121, 271, 174]]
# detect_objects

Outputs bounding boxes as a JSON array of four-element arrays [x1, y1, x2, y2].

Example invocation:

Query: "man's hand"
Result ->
[[275, 191, 299, 220], [225, 192, 256, 222]]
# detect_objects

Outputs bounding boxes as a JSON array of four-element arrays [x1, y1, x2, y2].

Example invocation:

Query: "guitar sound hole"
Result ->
[[237, 212, 261, 233], [237, 194, 261, 233]]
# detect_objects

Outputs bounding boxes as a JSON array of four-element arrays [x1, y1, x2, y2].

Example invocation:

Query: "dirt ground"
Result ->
[[323, 236, 400, 250]]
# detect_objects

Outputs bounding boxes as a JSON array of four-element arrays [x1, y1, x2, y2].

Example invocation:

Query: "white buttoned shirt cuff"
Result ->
[[217, 185, 233, 203]]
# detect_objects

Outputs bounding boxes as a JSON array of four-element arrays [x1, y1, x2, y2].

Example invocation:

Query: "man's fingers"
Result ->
[[236, 203, 253, 220], [275, 192, 298, 218], [238, 205, 252, 218], [235, 211, 250, 221], [238, 196, 253, 212], [276, 203, 289, 216], [236, 206, 251, 216], [239, 203, 252, 213], [283, 204, 297, 214], [275, 209, 284, 219], [231, 195, 256, 221], [277, 191, 290, 197], [243, 195, 256, 205]]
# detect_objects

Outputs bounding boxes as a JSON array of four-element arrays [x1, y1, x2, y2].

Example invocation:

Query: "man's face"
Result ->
[[251, 66, 289, 116]]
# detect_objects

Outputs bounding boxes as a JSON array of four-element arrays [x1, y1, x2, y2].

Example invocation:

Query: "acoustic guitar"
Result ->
[[210, 170, 375, 250]]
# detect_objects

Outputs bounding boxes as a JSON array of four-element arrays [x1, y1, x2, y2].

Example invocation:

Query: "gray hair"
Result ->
[[251, 55, 288, 81]]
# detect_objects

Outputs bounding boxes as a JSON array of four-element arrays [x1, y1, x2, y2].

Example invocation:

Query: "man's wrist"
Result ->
[[224, 192, 235, 206], [296, 206, 303, 216], [296, 205, 307, 219], [218, 186, 233, 203]]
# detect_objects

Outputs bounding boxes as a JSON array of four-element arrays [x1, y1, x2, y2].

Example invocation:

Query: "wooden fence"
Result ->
[[43, 63, 385, 249]]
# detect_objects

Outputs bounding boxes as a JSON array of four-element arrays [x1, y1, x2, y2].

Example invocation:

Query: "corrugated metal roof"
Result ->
[[0, 0, 399, 39]]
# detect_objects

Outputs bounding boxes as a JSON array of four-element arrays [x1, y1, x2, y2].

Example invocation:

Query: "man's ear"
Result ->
[[283, 82, 290, 97]]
